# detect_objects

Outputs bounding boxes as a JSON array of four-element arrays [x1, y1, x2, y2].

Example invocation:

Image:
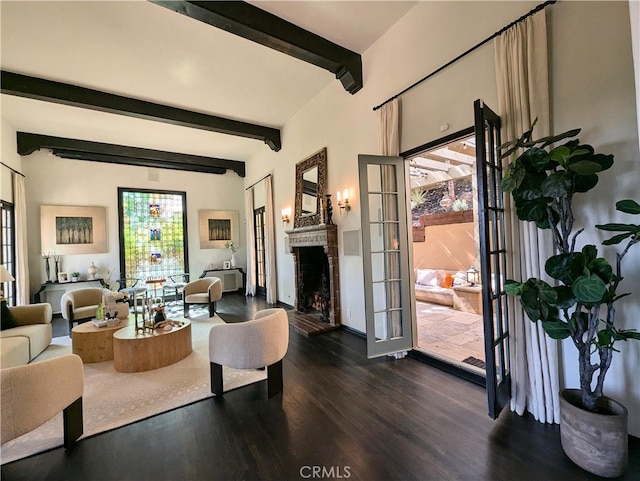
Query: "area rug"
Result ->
[[0, 315, 267, 465]]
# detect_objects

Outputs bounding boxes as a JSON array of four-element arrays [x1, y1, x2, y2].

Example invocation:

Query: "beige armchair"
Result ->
[[1, 353, 84, 448], [208, 308, 289, 398], [183, 277, 222, 318], [61, 288, 129, 333]]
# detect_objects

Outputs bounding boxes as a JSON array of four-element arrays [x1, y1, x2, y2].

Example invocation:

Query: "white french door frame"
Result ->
[[359, 154, 416, 358]]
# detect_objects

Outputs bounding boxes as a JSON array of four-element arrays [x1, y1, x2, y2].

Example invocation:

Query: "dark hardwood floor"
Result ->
[[3, 293, 639, 481]]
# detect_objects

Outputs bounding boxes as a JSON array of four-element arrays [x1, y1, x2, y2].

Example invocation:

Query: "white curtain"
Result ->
[[376, 99, 406, 358], [245, 187, 256, 296], [495, 10, 560, 424], [12, 173, 30, 306], [264, 176, 278, 304], [377, 98, 400, 156]]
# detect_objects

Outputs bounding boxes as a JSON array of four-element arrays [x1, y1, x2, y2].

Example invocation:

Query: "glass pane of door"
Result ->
[[359, 155, 415, 357], [254, 206, 266, 296]]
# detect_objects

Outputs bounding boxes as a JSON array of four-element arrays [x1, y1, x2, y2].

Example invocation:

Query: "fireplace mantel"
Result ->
[[286, 224, 338, 251], [286, 224, 340, 328]]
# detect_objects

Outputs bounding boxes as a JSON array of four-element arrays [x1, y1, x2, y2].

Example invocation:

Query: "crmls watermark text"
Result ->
[[299, 465, 352, 479]]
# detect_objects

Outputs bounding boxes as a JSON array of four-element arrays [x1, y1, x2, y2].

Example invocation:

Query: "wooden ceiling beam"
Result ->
[[152, 0, 363, 94], [2, 70, 281, 152], [17, 132, 245, 177]]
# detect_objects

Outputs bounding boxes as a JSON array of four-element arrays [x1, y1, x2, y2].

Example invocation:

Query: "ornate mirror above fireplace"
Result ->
[[294, 148, 327, 227]]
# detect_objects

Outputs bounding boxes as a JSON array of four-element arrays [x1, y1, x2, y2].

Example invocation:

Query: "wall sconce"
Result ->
[[281, 207, 291, 225], [466, 266, 480, 286], [336, 189, 351, 212]]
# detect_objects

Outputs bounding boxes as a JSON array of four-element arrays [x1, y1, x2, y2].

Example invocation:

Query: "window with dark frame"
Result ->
[[1, 201, 16, 305], [118, 189, 189, 290]]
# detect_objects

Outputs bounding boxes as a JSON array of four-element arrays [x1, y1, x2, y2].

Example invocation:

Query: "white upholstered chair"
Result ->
[[1, 354, 84, 448], [208, 308, 289, 398], [61, 288, 129, 333], [183, 277, 223, 318]]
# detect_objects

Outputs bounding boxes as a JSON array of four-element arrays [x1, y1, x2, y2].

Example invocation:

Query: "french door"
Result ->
[[359, 101, 511, 418], [253, 206, 266, 297], [474, 99, 511, 419], [359, 154, 415, 357]]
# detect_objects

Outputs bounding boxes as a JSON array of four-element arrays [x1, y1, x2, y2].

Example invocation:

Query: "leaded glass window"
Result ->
[[118, 188, 188, 283]]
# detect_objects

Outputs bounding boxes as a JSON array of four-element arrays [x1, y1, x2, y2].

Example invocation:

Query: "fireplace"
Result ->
[[286, 224, 340, 327]]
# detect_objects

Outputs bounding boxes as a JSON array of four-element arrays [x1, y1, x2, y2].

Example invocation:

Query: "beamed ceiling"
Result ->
[[1, 1, 417, 175]]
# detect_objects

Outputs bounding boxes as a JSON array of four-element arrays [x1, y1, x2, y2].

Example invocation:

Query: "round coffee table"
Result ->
[[112, 320, 192, 373], [72, 318, 130, 363]]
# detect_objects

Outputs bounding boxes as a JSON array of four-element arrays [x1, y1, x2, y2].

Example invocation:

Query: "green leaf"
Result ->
[[595, 329, 613, 348], [538, 285, 558, 304], [554, 286, 576, 309], [539, 128, 581, 148], [545, 253, 585, 284], [521, 148, 551, 172], [572, 273, 607, 305], [541, 320, 571, 339], [616, 199, 640, 215], [568, 160, 604, 175], [549, 145, 571, 166], [515, 199, 548, 224], [588, 257, 614, 283], [504, 280, 525, 296], [615, 330, 640, 341], [601, 232, 633, 245], [582, 245, 597, 261], [541, 173, 572, 197], [595, 223, 640, 232], [574, 174, 599, 193], [521, 289, 541, 321]]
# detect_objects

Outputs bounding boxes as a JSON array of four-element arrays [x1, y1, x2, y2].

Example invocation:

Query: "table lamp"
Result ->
[[0, 265, 15, 302]]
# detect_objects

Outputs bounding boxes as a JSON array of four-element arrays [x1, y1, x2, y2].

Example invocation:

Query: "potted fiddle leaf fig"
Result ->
[[499, 123, 640, 478]]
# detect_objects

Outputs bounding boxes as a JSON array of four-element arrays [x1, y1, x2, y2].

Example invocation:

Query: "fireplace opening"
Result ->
[[298, 246, 331, 321]]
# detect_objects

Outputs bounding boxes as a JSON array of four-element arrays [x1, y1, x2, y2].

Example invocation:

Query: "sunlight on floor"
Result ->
[[415, 301, 485, 367]]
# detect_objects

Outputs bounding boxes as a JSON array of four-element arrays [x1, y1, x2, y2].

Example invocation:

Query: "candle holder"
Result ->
[[325, 194, 334, 225], [42, 253, 52, 283]]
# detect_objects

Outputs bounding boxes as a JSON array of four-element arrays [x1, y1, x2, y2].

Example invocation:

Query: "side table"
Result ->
[[72, 318, 130, 363], [452, 285, 483, 315]]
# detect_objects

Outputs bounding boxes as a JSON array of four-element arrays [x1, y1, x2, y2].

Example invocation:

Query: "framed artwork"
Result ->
[[57, 272, 69, 283], [223, 261, 231, 269], [199, 210, 239, 249], [41, 205, 107, 255]]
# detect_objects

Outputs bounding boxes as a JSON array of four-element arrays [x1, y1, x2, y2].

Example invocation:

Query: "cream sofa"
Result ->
[[414, 268, 467, 306], [0, 303, 53, 369]]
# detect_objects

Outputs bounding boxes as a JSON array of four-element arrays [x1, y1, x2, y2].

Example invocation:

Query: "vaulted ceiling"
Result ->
[[1, 1, 417, 175]]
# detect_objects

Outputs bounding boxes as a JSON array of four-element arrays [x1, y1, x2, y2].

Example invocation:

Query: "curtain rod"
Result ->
[[372, 0, 556, 112], [245, 173, 272, 190], [0, 161, 25, 178]]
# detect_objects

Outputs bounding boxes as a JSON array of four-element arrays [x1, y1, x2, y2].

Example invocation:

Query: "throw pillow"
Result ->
[[416, 269, 439, 286], [1, 301, 18, 330], [441, 274, 455, 289], [453, 271, 468, 286]]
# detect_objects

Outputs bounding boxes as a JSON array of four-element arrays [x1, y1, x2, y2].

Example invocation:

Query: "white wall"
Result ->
[[248, 1, 640, 435], [247, 1, 540, 330], [1, 118, 21, 202], [549, 0, 640, 436], [20, 150, 246, 294]]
